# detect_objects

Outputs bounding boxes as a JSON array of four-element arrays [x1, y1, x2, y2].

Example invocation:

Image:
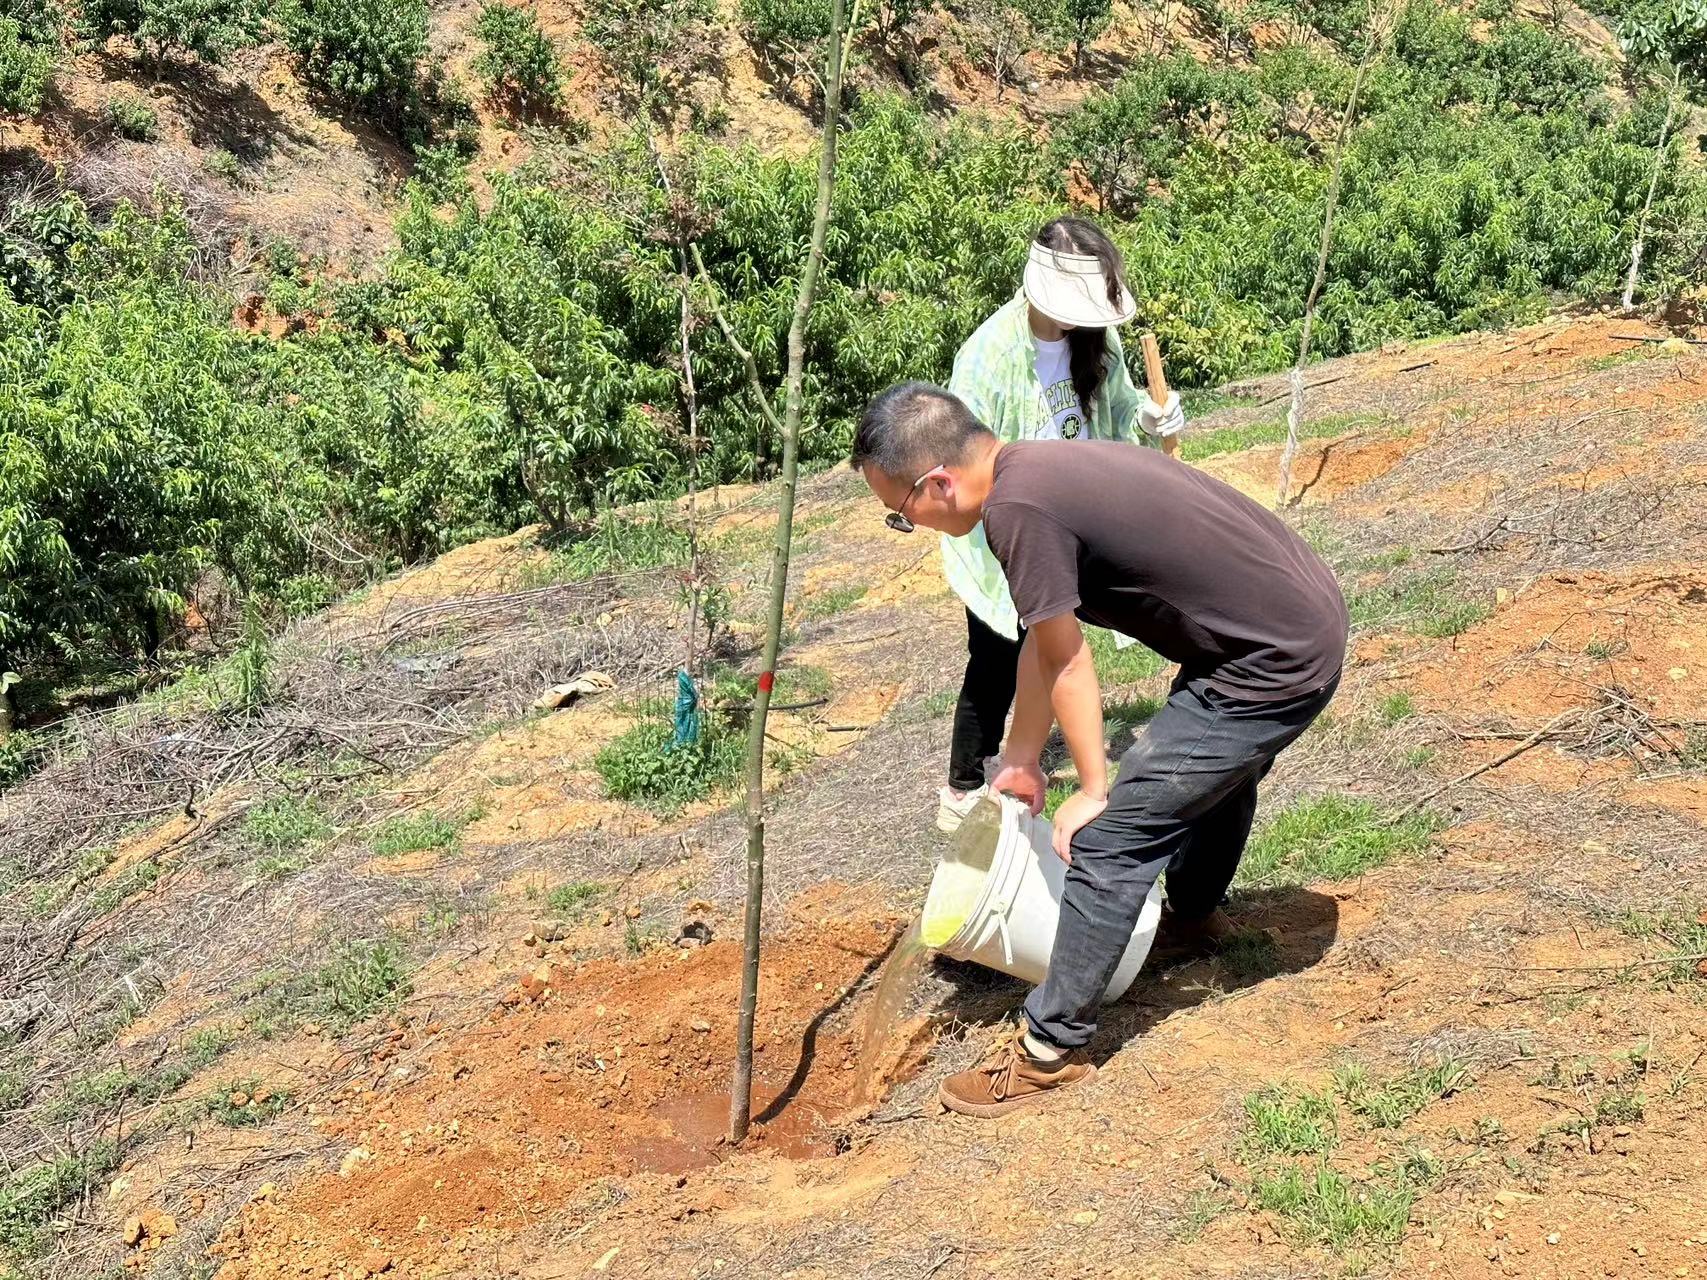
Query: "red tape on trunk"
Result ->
[[758, 671, 775, 693]]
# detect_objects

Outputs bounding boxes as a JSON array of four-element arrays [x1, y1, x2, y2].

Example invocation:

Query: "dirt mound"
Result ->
[[209, 904, 902, 1279]]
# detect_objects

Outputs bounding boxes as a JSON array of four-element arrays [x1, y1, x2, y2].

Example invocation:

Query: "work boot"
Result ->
[[1152, 904, 1241, 961], [938, 1028, 1097, 1118]]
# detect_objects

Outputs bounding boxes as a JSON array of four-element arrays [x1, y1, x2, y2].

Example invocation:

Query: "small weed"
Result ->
[[1178, 387, 1260, 416], [182, 1026, 237, 1068], [1173, 1187, 1233, 1241], [105, 94, 158, 140], [318, 938, 411, 1029], [1402, 745, 1437, 770], [205, 1079, 291, 1128], [1611, 908, 1707, 985], [911, 688, 958, 720], [244, 796, 331, 852], [546, 882, 602, 915], [522, 512, 688, 586], [1088, 628, 1166, 685], [372, 811, 463, 857], [1250, 1161, 1414, 1252], [1595, 1089, 1645, 1126], [1105, 695, 1163, 731], [1178, 413, 1376, 462], [1334, 1058, 1469, 1128], [254, 853, 310, 880], [1219, 929, 1280, 979], [1347, 568, 1492, 639], [710, 664, 833, 706], [1237, 794, 1438, 888], [1357, 546, 1415, 571], [0, 1141, 120, 1260], [1043, 779, 1074, 820], [1586, 344, 1664, 371], [1242, 1085, 1338, 1157], [0, 1070, 26, 1112], [799, 584, 867, 621], [1470, 1116, 1509, 1147], [417, 897, 464, 937], [87, 860, 162, 914], [1679, 729, 1707, 772], [1379, 692, 1416, 724], [1584, 636, 1619, 659]]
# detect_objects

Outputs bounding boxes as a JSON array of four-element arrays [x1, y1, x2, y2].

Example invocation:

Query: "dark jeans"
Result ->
[[1024, 669, 1341, 1050], [948, 607, 1026, 793]]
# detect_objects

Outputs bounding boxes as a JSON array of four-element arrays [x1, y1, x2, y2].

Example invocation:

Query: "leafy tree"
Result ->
[[1039, 0, 1113, 72], [471, 0, 565, 118], [1475, 19, 1606, 118], [737, 0, 831, 102], [1257, 43, 1352, 150], [0, 17, 51, 112], [948, 0, 1037, 100], [1616, 0, 1707, 306], [78, 0, 261, 66], [280, 0, 428, 116], [585, 0, 717, 116], [1053, 55, 1261, 213]]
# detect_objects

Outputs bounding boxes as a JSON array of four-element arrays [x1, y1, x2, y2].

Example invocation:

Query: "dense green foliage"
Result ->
[[1, 0, 1704, 715], [0, 16, 50, 112], [583, 0, 717, 112], [78, 0, 259, 64], [472, 0, 565, 116], [280, 0, 427, 114]]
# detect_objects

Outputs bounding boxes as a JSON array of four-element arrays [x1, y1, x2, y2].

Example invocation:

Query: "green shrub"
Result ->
[[596, 707, 745, 812], [545, 881, 602, 914], [104, 92, 158, 139], [471, 0, 564, 116], [280, 0, 427, 114], [0, 16, 51, 114], [79, 0, 261, 64]]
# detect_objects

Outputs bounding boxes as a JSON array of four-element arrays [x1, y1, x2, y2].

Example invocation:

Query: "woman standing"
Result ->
[[936, 216, 1185, 832]]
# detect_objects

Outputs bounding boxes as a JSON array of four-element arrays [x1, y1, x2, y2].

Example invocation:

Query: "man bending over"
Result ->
[[852, 382, 1349, 1117]]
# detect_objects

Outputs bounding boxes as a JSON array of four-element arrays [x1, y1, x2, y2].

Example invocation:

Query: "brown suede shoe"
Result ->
[[939, 1029, 1097, 1118], [1152, 905, 1241, 960]]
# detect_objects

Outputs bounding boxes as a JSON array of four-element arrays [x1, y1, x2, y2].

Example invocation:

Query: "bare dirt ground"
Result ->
[[4, 314, 1706, 1280]]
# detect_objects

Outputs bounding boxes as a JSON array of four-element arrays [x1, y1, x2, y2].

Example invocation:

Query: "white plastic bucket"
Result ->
[[921, 794, 1162, 1000]]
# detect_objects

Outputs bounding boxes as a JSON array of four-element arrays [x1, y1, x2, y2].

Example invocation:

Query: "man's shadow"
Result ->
[[921, 886, 1342, 1063]]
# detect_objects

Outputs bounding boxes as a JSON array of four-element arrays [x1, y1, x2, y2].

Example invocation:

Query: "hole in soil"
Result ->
[[626, 1089, 843, 1173]]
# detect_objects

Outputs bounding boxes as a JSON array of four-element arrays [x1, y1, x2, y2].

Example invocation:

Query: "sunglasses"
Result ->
[[885, 465, 946, 533]]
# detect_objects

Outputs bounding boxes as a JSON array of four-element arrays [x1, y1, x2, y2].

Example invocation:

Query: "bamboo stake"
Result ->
[[729, 0, 854, 1144], [1622, 62, 1683, 312]]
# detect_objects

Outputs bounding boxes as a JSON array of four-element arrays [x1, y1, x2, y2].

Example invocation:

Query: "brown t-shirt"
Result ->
[[983, 440, 1348, 701]]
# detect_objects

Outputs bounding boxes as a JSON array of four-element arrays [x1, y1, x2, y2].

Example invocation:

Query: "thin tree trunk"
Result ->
[[729, 0, 853, 1144], [1623, 63, 1682, 313], [1277, 9, 1384, 507], [0, 682, 13, 744], [680, 261, 703, 672]]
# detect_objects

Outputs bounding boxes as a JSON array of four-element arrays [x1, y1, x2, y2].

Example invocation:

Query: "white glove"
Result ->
[[1139, 390, 1185, 439]]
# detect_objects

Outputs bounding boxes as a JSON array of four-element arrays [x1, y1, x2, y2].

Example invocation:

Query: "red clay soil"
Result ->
[[208, 909, 903, 1280], [1405, 566, 1707, 726]]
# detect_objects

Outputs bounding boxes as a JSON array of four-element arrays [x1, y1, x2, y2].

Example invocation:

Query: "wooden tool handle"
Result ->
[[1140, 333, 1169, 403], [1140, 333, 1179, 457]]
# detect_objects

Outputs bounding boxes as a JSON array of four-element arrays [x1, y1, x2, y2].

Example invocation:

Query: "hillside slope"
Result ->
[[2, 314, 1704, 1280]]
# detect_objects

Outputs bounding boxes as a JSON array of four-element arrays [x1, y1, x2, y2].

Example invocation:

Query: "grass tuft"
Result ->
[[1347, 567, 1492, 639], [1087, 628, 1167, 685], [371, 811, 467, 857], [1334, 1059, 1469, 1129], [1242, 1085, 1338, 1157], [799, 584, 867, 621], [1250, 1161, 1415, 1252], [1237, 795, 1438, 888], [244, 795, 331, 852]]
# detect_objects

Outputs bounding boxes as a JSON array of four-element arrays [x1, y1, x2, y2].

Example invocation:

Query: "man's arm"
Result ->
[[992, 616, 1108, 857]]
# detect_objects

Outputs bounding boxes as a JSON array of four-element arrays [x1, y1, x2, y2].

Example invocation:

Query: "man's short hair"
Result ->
[[850, 382, 994, 478]]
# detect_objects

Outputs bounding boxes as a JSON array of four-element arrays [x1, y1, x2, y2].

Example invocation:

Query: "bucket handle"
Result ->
[[994, 913, 1014, 967]]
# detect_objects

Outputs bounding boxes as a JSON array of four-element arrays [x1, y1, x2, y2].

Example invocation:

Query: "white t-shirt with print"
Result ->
[[1033, 337, 1086, 441]]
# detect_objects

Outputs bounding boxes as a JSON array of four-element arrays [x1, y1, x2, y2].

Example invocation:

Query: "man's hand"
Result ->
[[990, 758, 1048, 815], [1050, 790, 1108, 865]]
